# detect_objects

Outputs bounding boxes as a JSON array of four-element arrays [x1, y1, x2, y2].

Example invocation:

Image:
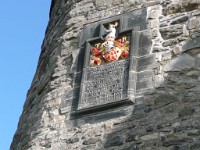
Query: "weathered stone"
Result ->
[[171, 16, 189, 25], [190, 143, 200, 150], [125, 133, 137, 142], [66, 16, 86, 29], [172, 46, 182, 55], [154, 94, 176, 107], [162, 51, 172, 61], [189, 49, 200, 55], [187, 130, 200, 136], [182, 37, 200, 51], [136, 70, 154, 91], [122, 0, 141, 11], [186, 71, 199, 77], [83, 138, 99, 145], [140, 133, 160, 141], [112, 0, 122, 6], [160, 25, 183, 40], [189, 29, 200, 38], [95, 0, 112, 10], [178, 107, 195, 117], [154, 75, 164, 88], [11, 1, 200, 150], [122, 8, 147, 31], [148, 10, 159, 19], [163, 54, 195, 72], [162, 38, 179, 47], [187, 18, 200, 30], [152, 46, 165, 53], [160, 0, 171, 7], [104, 135, 124, 148], [163, 137, 194, 147], [149, 19, 159, 28], [146, 124, 155, 132], [173, 126, 183, 133], [163, 2, 200, 16], [81, 145, 96, 150], [70, 3, 95, 17], [150, 29, 159, 38], [160, 22, 168, 28], [137, 54, 157, 71], [172, 145, 189, 150], [121, 145, 139, 150]]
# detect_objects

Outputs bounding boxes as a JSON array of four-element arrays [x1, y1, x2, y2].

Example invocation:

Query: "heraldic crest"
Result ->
[[90, 22, 130, 66]]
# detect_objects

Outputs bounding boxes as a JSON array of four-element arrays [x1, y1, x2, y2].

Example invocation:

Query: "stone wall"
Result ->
[[11, 0, 200, 150]]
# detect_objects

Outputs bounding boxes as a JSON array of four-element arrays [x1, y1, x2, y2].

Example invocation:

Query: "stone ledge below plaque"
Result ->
[[76, 98, 134, 117]]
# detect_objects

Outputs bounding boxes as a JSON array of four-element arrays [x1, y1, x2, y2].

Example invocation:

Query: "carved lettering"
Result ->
[[122, 36, 127, 42], [80, 59, 129, 107]]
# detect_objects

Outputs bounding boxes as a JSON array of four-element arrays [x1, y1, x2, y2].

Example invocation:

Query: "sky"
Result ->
[[0, 1, 51, 149]]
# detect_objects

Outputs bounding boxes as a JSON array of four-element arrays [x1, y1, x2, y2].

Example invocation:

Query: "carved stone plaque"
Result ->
[[79, 59, 129, 109], [60, 8, 154, 117], [74, 8, 148, 112]]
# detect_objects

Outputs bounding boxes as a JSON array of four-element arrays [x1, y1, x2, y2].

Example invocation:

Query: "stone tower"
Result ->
[[11, 0, 200, 149]]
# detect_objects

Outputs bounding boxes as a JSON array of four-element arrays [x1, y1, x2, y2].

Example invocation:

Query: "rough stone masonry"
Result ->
[[11, 0, 200, 150]]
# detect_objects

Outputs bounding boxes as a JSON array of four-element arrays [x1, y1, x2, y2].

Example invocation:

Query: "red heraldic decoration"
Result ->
[[90, 22, 130, 66]]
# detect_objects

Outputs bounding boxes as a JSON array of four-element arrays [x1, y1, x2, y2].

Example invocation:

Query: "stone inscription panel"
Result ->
[[76, 8, 148, 112], [79, 59, 129, 110]]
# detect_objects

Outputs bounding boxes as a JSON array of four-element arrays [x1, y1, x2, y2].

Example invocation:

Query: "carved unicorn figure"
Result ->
[[102, 22, 118, 53], [105, 22, 118, 39]]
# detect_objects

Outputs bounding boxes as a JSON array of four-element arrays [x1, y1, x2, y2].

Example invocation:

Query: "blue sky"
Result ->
[[0, 1, 51, 149]]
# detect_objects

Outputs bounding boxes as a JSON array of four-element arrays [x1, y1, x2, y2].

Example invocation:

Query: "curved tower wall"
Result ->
[[11, 0, 200, 149]]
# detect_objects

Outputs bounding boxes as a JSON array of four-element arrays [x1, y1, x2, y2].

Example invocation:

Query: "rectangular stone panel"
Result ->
[[67, 8, 150, 115], [78, 59, 130, 110]]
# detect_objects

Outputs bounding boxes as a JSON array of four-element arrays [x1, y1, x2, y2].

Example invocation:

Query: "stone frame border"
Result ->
[[60, 8, 156, 120]]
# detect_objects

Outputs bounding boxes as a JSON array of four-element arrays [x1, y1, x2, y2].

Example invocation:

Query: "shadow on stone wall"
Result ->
[[61, 2, 200, 149], [100, 36, 200, 150]]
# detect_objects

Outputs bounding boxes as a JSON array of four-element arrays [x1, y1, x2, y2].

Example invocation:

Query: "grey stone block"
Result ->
[[60, 99, 72, 114], [138, 31, 152, 56], [163, 54, 195, 72], [137, 54, 157, 71], [129, 56, 137, 71], [131, 31, 140, 56], [136, 70, 153, 91], [170, 16, 189, 25], [129, 71, 137, 81], [187, 18, 200, 30], [154, 75, 164, 88], [189, 29, 200, 39], [182, 37, 200, 51], [128, 80, 136, 91], [160, 24, 183, 40], [122, 8, 147, 31], [138, 45, 152, 56], [104, 135, 124, 148]]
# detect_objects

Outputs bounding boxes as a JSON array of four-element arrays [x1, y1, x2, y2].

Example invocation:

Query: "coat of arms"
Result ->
[[90, 22, 130, 66]]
